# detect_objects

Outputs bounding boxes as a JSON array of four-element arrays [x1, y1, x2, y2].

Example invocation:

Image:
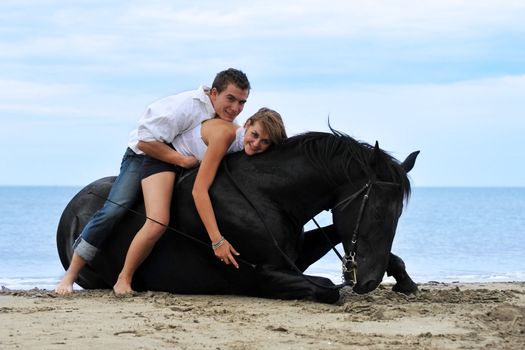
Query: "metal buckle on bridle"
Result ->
[[338, 181, 373, 286], [342, 252, 358, 286], [324, 179, 401, 288]]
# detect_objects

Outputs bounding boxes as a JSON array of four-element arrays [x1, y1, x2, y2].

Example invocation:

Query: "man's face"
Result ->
[[209, 83, 249, 122]]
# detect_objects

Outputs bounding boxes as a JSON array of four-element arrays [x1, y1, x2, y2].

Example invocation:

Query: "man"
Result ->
[[55, 68, 250, 295]]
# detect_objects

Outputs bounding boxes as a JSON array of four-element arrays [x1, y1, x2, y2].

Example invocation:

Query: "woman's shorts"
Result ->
[[140, 155, 183, 180]]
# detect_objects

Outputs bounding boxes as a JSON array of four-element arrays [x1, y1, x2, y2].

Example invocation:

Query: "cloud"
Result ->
[[1, 1, 524, 185], [118, 0, 525, 40], [3, 1, 524, 58], [0, 79, 92, 119], [241, 73, 525, 176], [1, 0, 523, 91], [0, 79, 82, 99], [0, 78, 145, 122]]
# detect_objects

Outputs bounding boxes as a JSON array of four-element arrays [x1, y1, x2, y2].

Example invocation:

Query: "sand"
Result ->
[[1, 282, 524, 349]]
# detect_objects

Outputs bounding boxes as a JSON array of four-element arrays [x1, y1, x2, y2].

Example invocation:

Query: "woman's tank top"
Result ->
[[171, 122, 244, 160]]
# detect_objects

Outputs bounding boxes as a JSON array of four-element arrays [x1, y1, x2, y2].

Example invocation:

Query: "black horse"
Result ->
[[57, 130, 419, 303]]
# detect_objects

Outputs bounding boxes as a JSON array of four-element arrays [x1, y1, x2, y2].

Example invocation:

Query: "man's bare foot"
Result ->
[[55, 253, 87, 295], [113, 276, 134, 295], [55, 275, 75, 295]]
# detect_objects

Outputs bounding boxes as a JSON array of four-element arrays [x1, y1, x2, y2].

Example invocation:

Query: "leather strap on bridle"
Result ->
[[312, 181, 373, 286]]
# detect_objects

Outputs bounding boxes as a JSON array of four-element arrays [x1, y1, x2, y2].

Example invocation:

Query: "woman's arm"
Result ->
[[192, 122, 240, 267]]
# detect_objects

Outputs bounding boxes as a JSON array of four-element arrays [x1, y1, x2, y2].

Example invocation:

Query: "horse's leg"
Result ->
[[386, 253, 418, 295], [296, 224, 341, 272], [299, 225, 418, 295], [254, 264, 340, 304]]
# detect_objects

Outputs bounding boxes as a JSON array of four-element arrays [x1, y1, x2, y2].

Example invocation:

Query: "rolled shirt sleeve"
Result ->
[[137, 86, 215, 144]]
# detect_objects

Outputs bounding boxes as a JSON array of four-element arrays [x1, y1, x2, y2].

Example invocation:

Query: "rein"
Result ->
[[222, 159, 395, 290], [87, 190, 258, 268], [88, 167, 396, 291], [221, 160, 341, 290]]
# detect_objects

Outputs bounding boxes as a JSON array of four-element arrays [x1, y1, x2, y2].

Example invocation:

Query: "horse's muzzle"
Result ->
[[352, 279, 381, 294]]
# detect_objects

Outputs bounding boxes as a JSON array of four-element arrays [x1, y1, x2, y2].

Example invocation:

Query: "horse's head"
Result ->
[[332, 141, 419, 294]]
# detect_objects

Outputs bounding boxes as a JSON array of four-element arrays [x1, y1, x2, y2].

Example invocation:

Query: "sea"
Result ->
[[0, 186, 524, 290]]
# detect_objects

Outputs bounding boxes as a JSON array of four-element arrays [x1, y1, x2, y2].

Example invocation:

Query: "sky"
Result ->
[[1, 0, 524, 187]]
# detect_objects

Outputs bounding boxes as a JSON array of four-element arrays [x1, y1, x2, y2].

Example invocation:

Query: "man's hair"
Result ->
[[212, 68, 251, 93]]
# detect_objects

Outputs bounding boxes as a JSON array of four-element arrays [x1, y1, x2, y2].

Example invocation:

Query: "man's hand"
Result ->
[[178, 155, 199, 169]]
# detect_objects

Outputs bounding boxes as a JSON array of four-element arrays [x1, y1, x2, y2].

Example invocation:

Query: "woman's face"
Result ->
[[243, 120, 272, 155]]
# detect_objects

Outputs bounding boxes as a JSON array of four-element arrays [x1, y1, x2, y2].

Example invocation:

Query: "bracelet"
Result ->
[[212, 236, 226, 250]]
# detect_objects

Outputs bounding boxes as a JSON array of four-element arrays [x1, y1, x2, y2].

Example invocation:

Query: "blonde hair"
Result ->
[[244, 108, 287, 145]]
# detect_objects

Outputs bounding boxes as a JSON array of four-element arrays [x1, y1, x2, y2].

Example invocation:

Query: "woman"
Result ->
[[113, 108, 287, 294]]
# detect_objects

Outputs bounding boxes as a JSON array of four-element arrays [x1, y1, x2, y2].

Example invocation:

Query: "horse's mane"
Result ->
[[281, 129, 411, 201]]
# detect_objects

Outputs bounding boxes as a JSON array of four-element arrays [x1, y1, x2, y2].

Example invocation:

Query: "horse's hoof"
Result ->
[[392, 281, 419, 296]]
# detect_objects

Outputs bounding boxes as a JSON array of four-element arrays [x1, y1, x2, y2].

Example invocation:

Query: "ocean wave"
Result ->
[[0, 277, 72, 291]]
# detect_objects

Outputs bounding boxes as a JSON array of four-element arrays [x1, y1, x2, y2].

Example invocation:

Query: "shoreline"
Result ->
[[1, 282, 524, 349], [2, 273, 525, 291]]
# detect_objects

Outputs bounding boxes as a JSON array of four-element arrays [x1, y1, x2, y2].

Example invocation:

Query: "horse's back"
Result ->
[[55, 173, 264, 293], [55, 152, 309, 295]]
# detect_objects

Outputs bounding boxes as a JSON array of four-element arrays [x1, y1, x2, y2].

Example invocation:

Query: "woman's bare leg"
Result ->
[[113, 171, 175, 295]]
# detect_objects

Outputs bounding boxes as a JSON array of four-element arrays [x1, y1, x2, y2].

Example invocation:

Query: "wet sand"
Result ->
[[1, 282, 524, 349]]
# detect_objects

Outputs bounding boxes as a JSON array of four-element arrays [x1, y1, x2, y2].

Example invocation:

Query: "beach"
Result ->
[[1, 282, 524, 349]]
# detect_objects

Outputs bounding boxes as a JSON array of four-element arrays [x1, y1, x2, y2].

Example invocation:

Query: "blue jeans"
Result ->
[[73, 148, 144, 262]]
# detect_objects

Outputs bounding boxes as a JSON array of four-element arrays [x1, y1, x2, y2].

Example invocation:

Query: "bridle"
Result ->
[[316, 179, 401, 286], [88, 158, 402, 292], [223, 156, 402, 290], [329, 181, 373, 286], [90, 167, 401, 291]]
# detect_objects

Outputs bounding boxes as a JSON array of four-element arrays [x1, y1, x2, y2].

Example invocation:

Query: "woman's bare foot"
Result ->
[[113, 276, 134, 295]]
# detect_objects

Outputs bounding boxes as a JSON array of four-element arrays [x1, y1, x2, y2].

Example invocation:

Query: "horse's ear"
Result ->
[[400, 151, 420, 173], [370, 141, 382, 164], [370, 141, 397, 180], [369, 141, 385, 173]]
